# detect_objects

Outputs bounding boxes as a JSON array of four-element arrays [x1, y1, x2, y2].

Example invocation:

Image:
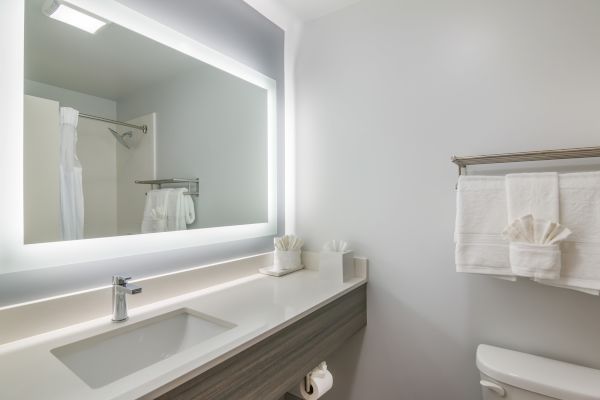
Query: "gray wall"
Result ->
[[0, 0, 284, 307], [295, 0, 600, 399], [117, 65, 268, 229]]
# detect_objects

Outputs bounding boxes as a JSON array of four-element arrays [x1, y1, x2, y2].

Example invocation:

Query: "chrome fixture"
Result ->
[[80, 112, 148, 133], [108, 128, 133, 149], [111, 275, 142, 322], [452, 145, 600, 176], [135, 178, 200, 196]]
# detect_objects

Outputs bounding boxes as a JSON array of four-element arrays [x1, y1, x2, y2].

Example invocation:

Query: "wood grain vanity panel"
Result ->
[[281, 394, 302, 400], [153, 285, 367, 400]]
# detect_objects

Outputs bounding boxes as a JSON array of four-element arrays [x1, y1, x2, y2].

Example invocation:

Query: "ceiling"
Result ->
[[277, 0, 362, 22]]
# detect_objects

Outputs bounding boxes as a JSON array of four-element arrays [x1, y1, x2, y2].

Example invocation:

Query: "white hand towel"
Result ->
[[141, 189, 172, 233], [504, 173, 564, 280], [167, 188, 187, 231], [184, 195, 195, 225], [454, 176, 513, 279], [506, 172, 559, 222]]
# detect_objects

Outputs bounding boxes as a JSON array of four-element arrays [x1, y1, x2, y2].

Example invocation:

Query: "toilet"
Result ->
[[477, 345, 600, 399]]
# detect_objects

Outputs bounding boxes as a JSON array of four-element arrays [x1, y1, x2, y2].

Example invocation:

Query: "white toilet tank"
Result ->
[[476, 345, 600, 400]]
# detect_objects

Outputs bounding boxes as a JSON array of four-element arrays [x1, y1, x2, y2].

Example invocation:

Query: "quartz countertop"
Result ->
[[0, 267, 367, 400]]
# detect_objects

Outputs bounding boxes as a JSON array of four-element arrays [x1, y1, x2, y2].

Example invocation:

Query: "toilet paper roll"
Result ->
[[299, 370, 333, 400]]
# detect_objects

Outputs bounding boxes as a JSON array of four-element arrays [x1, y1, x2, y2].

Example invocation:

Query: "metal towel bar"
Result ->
[[135, 178, 199, 196], [451, 146, 600, 176]]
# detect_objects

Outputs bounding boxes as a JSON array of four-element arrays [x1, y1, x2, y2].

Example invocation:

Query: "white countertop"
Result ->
[[0, 269, 367, 400]]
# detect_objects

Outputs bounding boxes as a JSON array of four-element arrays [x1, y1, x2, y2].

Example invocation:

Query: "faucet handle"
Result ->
[[112, 275, 132, 285]]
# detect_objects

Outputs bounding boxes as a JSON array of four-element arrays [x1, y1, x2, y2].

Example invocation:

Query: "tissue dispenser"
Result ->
[[319, 251, 354, 283]]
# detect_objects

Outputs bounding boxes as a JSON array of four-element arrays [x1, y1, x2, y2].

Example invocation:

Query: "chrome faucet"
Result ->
[[111, 275, 142, 322]]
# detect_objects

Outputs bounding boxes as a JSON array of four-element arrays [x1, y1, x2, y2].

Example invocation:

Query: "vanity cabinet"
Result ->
[[149, 285, 367, 400]]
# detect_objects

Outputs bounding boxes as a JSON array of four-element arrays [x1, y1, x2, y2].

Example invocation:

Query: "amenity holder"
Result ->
[[259, 235, 305, 277], [319, 240, 354, 283], [299, 362, 333, 400]]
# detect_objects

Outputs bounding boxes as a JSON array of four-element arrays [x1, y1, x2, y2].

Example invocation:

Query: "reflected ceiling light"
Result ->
[[43, 0, 107, 34]]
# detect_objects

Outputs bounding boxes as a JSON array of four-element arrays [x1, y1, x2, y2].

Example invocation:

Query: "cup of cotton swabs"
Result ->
[[259, 235, 305, 277]]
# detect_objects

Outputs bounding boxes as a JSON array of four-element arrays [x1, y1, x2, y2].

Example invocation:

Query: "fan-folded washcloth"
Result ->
[[141, 189, 171, 233], [274, 235, 304, 251], [142, 188, 195, 233], [502, 215, 571, 280]]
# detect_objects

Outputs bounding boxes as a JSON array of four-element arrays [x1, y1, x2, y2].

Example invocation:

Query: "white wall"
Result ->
[[295, 0, 600, 399], [77, 118, 118, 239], [117, 113, 156, 235], [117, 66, 269, 229]]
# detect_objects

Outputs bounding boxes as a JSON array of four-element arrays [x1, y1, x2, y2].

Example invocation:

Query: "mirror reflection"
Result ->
[[24, 0, 269, 244]]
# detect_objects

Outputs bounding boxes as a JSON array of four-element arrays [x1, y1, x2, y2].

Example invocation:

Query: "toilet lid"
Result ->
[[477, 345, 600, 400]]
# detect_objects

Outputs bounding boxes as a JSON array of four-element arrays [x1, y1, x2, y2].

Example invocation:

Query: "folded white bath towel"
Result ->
[[455, 171, 600, 295], [454, 176, 513, 279], [141, 189, 172, 233], [506, 172, 559, 222]]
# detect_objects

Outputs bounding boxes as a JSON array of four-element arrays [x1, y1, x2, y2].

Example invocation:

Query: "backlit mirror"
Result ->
[[24, 0, 274, 244]]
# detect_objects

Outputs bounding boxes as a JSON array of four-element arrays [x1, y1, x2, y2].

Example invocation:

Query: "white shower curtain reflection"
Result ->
[[59, 107, 84, 240]]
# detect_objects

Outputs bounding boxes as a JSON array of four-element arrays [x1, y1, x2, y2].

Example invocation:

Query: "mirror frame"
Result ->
[[0, 0, 277, 274]]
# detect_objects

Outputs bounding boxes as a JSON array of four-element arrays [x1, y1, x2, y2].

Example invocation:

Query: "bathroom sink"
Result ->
[[51, 309, 235, 388]]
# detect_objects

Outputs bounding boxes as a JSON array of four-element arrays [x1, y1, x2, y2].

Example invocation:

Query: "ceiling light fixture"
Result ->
[[43, 0, 107, 34]]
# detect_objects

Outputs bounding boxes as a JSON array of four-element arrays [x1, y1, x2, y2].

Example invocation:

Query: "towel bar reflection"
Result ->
[[135, 178, 199, 196], [452, 145, 600, 176]]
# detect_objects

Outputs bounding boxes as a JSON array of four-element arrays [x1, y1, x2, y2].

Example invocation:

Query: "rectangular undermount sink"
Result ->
[[51, 309, 235, 388]]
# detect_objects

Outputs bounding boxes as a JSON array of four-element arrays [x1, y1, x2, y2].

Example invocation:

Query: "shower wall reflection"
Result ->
[[24, 92, 155, 243]]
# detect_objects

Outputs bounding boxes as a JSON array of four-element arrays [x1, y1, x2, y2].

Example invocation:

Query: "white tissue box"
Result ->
[[274, 249, 301, 271], [319, 251, 354, 282]]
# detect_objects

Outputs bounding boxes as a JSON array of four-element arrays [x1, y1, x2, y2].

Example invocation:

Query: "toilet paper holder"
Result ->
[[299, 361, 333, 400], [304, 362, 328, 394], [304, 374, 313, 395]]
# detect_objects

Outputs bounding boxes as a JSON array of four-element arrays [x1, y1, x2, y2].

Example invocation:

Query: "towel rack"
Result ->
[[452, 145, 600, 176], [135, 178, 199, 196]]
